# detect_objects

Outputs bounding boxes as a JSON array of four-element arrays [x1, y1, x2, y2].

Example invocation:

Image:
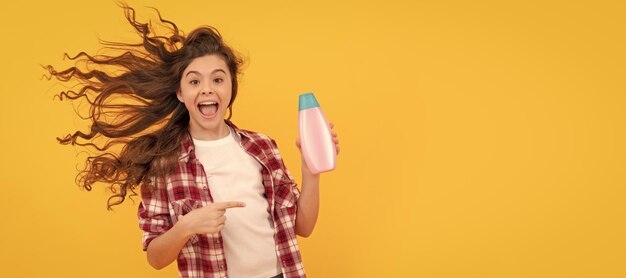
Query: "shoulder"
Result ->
[[231, 124, 278, 148], [240, 128, 274, 143]]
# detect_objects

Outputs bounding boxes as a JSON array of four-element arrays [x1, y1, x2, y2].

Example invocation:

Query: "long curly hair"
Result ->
[[47, 4, 243, 209]]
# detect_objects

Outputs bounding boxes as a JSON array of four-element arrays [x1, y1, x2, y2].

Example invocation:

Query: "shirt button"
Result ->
[[219, 264, 224, 269], [203, 186, 207, 190], [214, 238, 221, 244]]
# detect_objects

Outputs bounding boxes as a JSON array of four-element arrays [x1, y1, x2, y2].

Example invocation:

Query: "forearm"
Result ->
[[295, 172, 320, 237], [146, 220, 193, 269]]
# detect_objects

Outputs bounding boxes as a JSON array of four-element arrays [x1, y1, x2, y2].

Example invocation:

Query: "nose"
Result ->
[[201, 83, 214, 95]]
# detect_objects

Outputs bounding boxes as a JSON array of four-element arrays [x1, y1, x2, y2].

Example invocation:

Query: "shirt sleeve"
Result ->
[[137, 177, 172, 251]]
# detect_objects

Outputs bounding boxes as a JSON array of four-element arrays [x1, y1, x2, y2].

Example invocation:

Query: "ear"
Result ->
[[176, 89, 184, 103]]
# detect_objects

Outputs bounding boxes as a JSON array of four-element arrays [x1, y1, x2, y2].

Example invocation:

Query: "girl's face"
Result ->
[[177, 54, 233, 140]]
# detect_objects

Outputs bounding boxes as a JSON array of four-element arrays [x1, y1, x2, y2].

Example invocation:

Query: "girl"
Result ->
[[50, 5, 338, 278]]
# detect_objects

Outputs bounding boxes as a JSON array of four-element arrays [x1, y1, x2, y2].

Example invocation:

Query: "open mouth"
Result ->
[[198, 101, 219, 118]]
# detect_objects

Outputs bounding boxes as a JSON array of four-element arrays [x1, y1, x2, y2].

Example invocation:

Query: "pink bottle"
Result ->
[[299, 92, 336, 174]]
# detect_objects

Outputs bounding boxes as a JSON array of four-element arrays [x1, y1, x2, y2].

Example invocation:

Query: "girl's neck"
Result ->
[[189, 121, 230, 141]]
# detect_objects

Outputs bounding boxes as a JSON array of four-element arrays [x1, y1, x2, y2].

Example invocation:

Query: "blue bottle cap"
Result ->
[[299, 92, 320, 111]]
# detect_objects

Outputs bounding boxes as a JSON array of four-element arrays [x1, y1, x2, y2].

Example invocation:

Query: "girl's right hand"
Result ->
[[179, 201, 246, 235]]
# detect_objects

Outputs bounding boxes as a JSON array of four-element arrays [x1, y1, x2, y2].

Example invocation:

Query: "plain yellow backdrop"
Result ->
[[1, 0, 625, 277]]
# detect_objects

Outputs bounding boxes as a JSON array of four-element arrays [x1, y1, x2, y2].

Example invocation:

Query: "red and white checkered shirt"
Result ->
[[138, 122, 306, 277]]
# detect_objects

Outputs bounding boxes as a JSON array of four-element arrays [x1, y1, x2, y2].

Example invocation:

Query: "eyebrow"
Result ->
[[185, 69, 227, 77]]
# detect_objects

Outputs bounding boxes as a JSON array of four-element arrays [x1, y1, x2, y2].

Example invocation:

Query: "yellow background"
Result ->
[[1, 0, 624, 277]]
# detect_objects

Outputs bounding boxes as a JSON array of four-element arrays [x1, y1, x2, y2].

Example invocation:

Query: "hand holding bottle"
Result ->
[[298, 93, 338, 174], [296, 122, 339, 176]]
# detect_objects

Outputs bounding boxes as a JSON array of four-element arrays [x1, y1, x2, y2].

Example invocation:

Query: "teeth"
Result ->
[[198, 101, 217, 105]]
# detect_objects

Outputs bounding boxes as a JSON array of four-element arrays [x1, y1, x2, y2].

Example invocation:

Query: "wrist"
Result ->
[[301, 169, 320, 184], [174, 215, 195, 239], [302, 167, 319, 178]]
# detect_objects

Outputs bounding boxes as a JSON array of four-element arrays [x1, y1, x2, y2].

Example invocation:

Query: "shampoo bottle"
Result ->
[[298, 92, 336, 174]]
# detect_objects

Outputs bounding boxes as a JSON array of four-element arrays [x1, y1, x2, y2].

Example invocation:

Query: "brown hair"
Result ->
[[46, 4, 243, 209]]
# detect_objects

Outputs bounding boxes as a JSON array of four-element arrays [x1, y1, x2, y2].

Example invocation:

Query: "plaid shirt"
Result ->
[[138, 122, 306, 277]]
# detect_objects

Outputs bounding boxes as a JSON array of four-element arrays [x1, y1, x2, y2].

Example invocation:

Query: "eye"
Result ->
[[189, 80, 200, 85], [213, 78, 224, 83]]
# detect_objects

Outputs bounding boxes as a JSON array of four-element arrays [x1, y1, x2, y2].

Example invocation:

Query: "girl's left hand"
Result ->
[[296, 122, 340, 176]]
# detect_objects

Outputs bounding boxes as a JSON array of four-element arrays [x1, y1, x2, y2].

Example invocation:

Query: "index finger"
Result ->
[[214, 201, 246, 209]]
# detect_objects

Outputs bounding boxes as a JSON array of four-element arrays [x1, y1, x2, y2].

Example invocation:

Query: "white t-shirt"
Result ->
[[193, 129, 281, 278]]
